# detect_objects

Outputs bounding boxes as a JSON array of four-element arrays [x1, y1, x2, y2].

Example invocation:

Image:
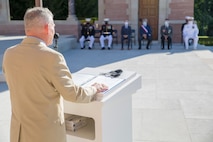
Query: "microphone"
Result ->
[[53, 33, 59, 50]]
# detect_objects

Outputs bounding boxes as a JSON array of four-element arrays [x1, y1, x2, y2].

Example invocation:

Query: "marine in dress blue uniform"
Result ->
[[99, 18, 113, 50], [79, 18, 95, 50]]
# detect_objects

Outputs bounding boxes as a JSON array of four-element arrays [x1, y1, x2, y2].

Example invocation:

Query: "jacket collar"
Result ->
[[22, 36, 46, 46]]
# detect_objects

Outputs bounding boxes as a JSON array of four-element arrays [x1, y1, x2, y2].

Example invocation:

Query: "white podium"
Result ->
[[64, 67, 141, 142]]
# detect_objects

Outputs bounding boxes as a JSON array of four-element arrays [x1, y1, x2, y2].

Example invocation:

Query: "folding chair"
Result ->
[[112, 29, 118, 45], [161, 37, 172, 49], [130, 29, 136, 46]]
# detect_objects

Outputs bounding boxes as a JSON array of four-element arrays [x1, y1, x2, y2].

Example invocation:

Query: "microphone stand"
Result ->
[[53, 33, 59, 51]]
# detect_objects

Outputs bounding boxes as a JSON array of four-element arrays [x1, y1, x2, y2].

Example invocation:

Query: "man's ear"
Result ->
[[44, 24, 49, 34]]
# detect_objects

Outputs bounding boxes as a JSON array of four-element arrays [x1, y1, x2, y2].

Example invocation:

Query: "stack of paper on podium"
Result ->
[[82, 75, 125, 101], [65, 115, 88, 132], [71, 73, 96, 86], [72, 73, 125, 101]]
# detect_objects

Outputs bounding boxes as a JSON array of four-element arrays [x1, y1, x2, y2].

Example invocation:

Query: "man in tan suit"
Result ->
[[2, 7, 108, 142]]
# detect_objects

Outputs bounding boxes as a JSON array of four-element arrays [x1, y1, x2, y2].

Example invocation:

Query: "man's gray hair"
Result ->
[[24, 7, 53, 29]]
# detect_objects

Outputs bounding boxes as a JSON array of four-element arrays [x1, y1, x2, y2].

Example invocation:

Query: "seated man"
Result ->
[[121, 20, 132, 50], [160, 18, 173, 49], [79, 18, 95, 50], [138, 18, 152, 50], [99, 18, 113, 50], [183, 16, 199, 49]]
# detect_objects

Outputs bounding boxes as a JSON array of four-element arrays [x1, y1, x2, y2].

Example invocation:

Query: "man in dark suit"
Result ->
[[138, 18, 152, 50], [121, 20, 132, 50], [160, 18, 173, 49]]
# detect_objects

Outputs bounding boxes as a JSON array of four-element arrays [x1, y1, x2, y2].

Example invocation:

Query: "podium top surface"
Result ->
[[71, 67, 141, 102]]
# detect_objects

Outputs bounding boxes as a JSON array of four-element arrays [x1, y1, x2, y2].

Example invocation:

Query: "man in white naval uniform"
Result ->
[[183, 16, 199, 49]]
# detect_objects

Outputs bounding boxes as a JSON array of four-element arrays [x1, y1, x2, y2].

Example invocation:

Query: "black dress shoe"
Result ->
[[81, 46, 85, 49], [88, 47, 92, 50], [138, 47, 141, 50], [101, 47, 105, 50], [108, 47, 111, 50]]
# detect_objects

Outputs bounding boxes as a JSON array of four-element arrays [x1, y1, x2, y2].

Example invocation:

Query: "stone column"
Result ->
[[0, 0, 10, 22], [67, 0, 77, 21], [35, 0, 43, 7], [129, 0, 138, 41]]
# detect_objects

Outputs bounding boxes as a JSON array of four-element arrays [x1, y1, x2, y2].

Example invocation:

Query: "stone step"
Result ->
[[50, 35, 78, 52], [0, 35, 77, 82]]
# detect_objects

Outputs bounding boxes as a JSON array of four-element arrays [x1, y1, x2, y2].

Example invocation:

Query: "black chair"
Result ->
[[94, 29, 101, 41], [112, 29, 118, 45], [130, 29, 136, 46], [188, 38, 194, 46], [83, 38, 91, 48], [121, 36, 132, 50], [140, 38, 152, 49], [94, 30, 101, 39], [161, 36, 172, 49], [183, 38, 194, 49]]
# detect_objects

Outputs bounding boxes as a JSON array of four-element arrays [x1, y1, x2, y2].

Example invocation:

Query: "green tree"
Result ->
[[9, 0, 98, 21], [75, 0, 98, 20], [9, 0, 34, 20], [43, 0, 68, 20], [194, 0, 213, 35], [9, 0, 68, 20]]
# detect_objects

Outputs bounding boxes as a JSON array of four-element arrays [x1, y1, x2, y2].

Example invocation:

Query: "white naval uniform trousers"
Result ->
[[79, 35, 95, 48], [99, 35, 113, 48], [183, 23, 199, 49]]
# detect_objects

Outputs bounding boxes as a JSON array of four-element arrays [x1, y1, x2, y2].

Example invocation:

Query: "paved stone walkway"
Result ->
[[1, 36, 213, 142]]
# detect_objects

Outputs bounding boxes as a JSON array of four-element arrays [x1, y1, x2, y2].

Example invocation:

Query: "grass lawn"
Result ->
[[199, 36, 213, 46]]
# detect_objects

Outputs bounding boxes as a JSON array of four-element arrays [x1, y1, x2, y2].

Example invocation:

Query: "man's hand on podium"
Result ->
[[92, 83, 108, 93]]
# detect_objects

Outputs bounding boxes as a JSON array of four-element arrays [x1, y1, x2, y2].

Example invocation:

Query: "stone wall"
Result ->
[[169, 0, 194, 20], [0, 21, 79, 40], [104, 0, 129, 21]]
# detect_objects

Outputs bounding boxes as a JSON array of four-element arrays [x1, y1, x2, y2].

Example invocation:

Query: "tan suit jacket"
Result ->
[[3, 37, 97, 142]]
